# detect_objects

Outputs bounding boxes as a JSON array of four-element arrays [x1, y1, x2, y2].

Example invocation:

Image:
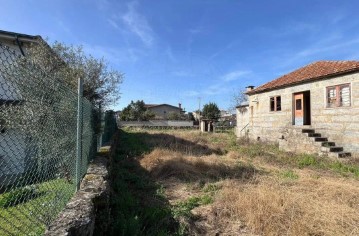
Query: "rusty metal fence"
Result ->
[[0, 43, 98, 235]]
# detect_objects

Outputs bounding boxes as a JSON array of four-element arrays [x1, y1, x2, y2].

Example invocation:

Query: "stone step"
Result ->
[[313, 137, 328, 142], [321, 146, 343, 153], [302, 129, 315, 134], [307, 133, 321, 137], [321, 141, 335, 147], [328, 152, 352, 158]]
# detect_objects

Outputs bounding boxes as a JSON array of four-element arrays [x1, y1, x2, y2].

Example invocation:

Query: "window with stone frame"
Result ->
[[270, 96, 281, 111], [326, 84, 351, 108]]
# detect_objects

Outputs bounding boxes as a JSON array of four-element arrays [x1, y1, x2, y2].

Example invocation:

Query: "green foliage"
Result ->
[[187, 112, 195, 121], [167, 111, 181, 120], [172, 195, 213, 219], [280, 170, 299, 180], [328, 161, 359, 177], [0, 179, 74, 235], [120, 100, 154, 121], [110, 130, 177, 235], [102, 110, 117, 145], [202, 102, 221, 121], [0, 185, 40, 208], [27, 40, 124, 107], [239, 143, 267, 158], [298, 154, 318, 168], [144, 110, 156, 120]]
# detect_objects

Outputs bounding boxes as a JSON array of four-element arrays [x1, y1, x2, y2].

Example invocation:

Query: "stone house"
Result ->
[[236, 60, 359, 157], [145, 103, 183, 119]]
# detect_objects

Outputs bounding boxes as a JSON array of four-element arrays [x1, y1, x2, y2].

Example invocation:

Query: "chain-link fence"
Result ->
[[0, 43, 99, 235]]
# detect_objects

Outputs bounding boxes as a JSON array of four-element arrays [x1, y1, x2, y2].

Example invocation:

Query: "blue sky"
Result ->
[[1, 0, 359, 112]]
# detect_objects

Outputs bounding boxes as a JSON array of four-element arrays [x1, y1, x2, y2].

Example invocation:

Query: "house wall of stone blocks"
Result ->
[[236, 72, 359, 155]]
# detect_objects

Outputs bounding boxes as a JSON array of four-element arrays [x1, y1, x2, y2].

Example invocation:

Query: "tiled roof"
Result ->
[[144, 104, 158, 108], [144, 104, 181, 110], [248, 60, 359, 94]]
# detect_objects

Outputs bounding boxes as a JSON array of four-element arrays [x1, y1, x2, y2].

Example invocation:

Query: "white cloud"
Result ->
[[107, 18, 119, 29], [275, 35, 359, 70], [182, 83, 231, 97], [121, 1, 154, 47], [81, 42, 145, 64], [221, 70, 251, 82], [204, 83, 230, 95], [208, 41, 235, 61], [296, 37, 359, 58]]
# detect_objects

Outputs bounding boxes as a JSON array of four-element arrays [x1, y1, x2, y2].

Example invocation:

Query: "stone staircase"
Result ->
[[302, 129, 351, 158]]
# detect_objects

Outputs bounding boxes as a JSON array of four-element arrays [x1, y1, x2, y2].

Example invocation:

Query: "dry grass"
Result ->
[[140, 149, 257, 182], [214, 177, 359, 235], [120, 128, 359, 235]]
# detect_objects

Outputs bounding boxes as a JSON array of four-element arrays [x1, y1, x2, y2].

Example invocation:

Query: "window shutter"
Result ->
[[340, 85, 350, 107], [327, 87, 336, 107]]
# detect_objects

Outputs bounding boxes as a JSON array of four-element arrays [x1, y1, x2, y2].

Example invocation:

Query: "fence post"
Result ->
[[76, 78, 84, 191]]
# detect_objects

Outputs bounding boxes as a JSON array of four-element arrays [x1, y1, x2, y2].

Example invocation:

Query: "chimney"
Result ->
[[178, 103, 182, 109], [246, 85, 255, 92]]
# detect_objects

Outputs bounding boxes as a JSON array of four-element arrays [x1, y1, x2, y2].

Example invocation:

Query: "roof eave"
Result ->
[[247, 68, 359, 95], [0, 30, 41, 44]]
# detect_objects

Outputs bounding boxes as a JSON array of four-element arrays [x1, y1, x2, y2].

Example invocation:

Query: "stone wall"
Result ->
[[278, 127, 320, 154], [44, 156, 109, 236], [238, 72, 359, 154]]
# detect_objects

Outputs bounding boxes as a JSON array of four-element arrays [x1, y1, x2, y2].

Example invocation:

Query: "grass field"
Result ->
[[0, 179, 75, 235], [110, 128, 359, 235]]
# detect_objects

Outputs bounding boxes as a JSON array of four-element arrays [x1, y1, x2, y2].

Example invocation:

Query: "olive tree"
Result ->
[[26, 40, 124, 107]]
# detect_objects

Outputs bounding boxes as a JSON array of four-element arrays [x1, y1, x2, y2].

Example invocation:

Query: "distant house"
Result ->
[[219, 110, 236, 125], [236, 60, 359, 157], [145, 103, 184, 119]]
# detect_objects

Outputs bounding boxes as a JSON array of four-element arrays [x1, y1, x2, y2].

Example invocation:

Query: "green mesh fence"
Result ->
[[0, 43, 98, 235]]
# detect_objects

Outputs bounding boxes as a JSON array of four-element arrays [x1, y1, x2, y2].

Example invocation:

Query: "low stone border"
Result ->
[[44, 156, 109, 236]]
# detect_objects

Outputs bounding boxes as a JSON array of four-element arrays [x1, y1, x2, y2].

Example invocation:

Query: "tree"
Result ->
[[26, 40, 124, 107], [187, 112, 195, 121], [143, 110, 156, 120], [229, 88, 248, 113], [202, 102, 221, 121], [167, 112, 181, 120], [102, 110, 117, 145], [119, 100, 154, 121]]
